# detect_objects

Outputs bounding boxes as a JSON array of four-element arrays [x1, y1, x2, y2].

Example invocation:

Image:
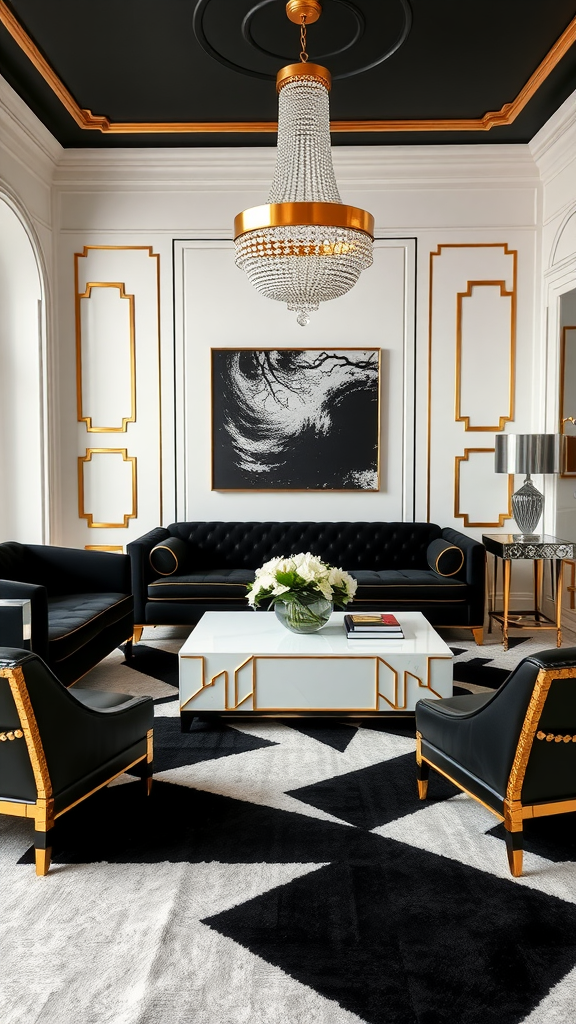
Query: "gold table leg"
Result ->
[[567, 560, 576, 610], [503, 558, 511, 651], [533, 559, 542, 621], [489, 553, 498, 634], [556, 559, 564, 647]]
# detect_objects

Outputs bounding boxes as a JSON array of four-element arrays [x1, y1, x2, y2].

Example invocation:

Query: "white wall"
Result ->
[[9, 63, 575, 624], [530, 90, 576, 624], [51, 143, 540, 556], [0, 199, 43, 540], [0, 76, 59, 543]]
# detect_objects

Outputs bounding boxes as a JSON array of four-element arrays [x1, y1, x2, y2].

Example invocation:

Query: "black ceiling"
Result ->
[[1, 0, 576, 147]]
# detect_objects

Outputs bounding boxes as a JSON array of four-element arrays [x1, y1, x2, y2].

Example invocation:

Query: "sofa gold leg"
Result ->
[[472, 627, 483, 646], [133, 625, 144, 644]]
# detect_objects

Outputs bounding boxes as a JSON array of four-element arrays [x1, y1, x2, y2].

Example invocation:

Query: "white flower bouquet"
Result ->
[[246, 552, 357, 633]]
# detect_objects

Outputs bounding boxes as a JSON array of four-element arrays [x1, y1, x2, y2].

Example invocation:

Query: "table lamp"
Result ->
[[495, 434, 562, 539]]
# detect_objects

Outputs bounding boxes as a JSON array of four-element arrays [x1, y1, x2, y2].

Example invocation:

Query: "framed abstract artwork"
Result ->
[[211, 348, 380, 490]]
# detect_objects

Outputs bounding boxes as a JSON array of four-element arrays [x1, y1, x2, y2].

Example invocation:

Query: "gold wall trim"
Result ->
[[427, 243, 518, 521], [74, 246, 162, 523], [76, 282, 136, 432], [78, 448, 137, 528], [1, 0, 575, 134], [455, 280, 516, 431], [454, 447, 513, 528]]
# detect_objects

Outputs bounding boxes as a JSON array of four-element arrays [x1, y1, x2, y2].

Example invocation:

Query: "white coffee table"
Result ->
[[179, 611, 453, 729]]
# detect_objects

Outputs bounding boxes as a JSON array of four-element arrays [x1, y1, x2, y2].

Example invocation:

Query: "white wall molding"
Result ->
[[530, 87, 576, 185], [54, 144, 539, 190], [0, 74, 61, 179]]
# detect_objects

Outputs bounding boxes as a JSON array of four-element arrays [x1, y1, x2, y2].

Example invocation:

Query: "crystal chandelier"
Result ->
[[234, 0, 374, 327]]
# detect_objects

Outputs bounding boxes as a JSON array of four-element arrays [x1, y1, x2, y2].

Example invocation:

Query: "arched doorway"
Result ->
[[0, 194, 46, 542]]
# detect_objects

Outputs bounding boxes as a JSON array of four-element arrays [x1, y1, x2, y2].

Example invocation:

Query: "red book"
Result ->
[[345, 613, 403, 633]]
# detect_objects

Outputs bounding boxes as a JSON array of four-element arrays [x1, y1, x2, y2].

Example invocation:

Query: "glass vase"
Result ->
[[274, 596, 333, 634]]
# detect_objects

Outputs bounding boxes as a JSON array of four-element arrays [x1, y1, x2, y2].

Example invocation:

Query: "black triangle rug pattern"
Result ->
[[11, 631, 576, 1024], [121, 643, 179, 688], [287, 751, 458, 829], [452, 657, 510, 689], [205, 847, 576, 1024], [127, 715, 278, 772], [284, 719, 358, 753]]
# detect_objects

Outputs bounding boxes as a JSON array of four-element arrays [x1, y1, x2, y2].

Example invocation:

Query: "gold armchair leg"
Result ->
[[145, 729, 153, 796], [35, 847, 52, 876], [472, 628, 483, 646], [34, 798, 54, 877], [416, 732, 429, 799], [505, 827, 523, 877]]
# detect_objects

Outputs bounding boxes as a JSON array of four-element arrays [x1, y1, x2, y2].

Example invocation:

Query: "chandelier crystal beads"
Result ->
[[234, 4, 374, 326]]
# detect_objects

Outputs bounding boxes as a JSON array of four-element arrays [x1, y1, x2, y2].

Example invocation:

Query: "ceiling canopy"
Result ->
[[1, 0, 576, 147]]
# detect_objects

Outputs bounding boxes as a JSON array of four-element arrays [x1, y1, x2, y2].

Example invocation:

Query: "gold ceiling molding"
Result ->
[[1, 0, 575, 134]]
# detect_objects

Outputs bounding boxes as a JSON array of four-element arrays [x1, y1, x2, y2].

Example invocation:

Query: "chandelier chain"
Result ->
[[299, 16, 308, 63]]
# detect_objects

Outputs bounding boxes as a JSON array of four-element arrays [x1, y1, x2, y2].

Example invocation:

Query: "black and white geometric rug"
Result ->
[[2, 627, 576, 1024]]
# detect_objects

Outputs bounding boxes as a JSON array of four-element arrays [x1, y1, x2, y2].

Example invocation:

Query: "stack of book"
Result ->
[[344, 613, 404, 640]]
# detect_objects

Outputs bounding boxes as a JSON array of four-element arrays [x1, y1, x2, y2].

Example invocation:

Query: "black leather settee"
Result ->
[[0, 543, 134, 686], [128, 521, 485, 643]]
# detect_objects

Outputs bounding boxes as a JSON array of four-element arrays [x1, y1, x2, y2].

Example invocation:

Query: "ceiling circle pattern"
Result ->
[[241, 0, 364, 64], [192, 0, 413, 82]]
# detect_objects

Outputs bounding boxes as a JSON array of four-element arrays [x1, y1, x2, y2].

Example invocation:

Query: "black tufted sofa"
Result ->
[[128, 521, 485, 643]]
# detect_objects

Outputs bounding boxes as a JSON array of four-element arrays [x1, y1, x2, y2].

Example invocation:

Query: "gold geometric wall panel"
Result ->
[[76, 282, 136, 432], [73, 245, 161, 544], [427, 243, 518, 526], [456, 280, 515, 431], [78, 448, 137, 528], [454, 448, 513, 528]]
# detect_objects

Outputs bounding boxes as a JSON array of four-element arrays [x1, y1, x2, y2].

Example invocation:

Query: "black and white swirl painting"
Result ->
[[211, 348, 380, 490]]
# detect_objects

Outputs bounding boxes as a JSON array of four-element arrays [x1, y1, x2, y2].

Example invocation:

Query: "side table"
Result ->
[[482, 534, 575, 651]]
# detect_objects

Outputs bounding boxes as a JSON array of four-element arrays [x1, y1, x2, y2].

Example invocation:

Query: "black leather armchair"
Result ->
[[415, 648, 576, 876], [0, 542, 134, 686], [0, 647, 153, 875]]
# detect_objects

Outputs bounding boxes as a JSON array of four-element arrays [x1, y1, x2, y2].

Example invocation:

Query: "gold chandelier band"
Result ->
[[276, 63, 331, 93], [286, 1, 322, 25], [234, 203, 374, 239]]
